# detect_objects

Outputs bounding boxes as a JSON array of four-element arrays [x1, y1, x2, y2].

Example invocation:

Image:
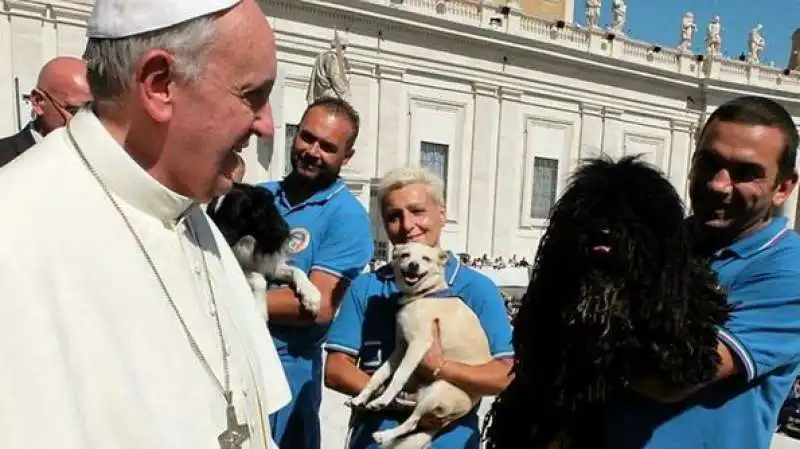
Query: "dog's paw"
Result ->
[[365, 395, 392, 411], [298, 284, 322, 316], [346, 395, 369, 409], [372, 430, 392, 446]]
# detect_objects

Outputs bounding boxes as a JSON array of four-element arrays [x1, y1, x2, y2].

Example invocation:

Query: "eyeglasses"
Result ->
[[36, 88, 85, 118]]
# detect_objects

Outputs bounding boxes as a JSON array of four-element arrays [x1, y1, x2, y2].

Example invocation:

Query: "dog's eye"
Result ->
[[422, 256, 432, 263]]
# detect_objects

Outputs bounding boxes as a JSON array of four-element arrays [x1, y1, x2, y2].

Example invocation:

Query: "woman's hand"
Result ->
[[416, 319, 447, 381]]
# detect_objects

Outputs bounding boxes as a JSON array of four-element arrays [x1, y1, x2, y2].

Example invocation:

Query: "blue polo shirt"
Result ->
[[606, 216, 800, 449], [325, 253, 514, 449], [258, 178, 374, 355]]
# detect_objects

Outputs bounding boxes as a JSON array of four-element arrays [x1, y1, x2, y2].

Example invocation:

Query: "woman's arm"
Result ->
[[415, 319, 514, 396]]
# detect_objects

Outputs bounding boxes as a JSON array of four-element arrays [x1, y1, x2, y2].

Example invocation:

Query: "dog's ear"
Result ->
[[232, 235, 257, 262], [438, 249, 448, 266]]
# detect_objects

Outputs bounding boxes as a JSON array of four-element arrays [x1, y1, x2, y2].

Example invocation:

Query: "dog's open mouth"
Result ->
[[401, 271, 426, 286], [590, 228, 613, 254]]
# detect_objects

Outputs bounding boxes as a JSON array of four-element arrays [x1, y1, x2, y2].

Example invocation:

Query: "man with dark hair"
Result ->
[[606, 95, 800, 449], [258, 96, 373, 449], [0, 56, 91, 168]]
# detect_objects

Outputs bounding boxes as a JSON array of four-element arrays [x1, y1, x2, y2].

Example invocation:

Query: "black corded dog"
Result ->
[[207, 182, 321, 321], [483, 155, 731, 449]]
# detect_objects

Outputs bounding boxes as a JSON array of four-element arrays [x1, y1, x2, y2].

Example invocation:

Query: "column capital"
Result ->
[[499, 87, 523, 101], [603, 106, 624, 118], [579, 102, 604, 116], [349, 61, 377, 77], [670, 119, 695, 132], [376, 64, 405, 81], [472, 82, 499, 98]]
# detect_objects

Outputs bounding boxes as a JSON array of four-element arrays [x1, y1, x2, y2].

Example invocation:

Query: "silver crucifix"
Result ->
[[218, 391, 251, 449]]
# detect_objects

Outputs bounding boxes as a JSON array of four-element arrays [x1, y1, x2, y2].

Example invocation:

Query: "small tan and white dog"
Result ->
[[346, 242, 492, 449]]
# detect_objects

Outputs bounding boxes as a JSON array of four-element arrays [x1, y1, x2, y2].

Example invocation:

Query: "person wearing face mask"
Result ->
[[324, 166, 514, 449], [0, 56, 91, 168], [606, 96, 800, 449], [257, 97, 373, 449]]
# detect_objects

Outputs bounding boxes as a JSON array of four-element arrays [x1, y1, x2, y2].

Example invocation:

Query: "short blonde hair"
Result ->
[[377, 166, 445, 210]]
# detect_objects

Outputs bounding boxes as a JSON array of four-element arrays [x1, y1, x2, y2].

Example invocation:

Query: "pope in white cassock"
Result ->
[[0, 1, 290, 448]]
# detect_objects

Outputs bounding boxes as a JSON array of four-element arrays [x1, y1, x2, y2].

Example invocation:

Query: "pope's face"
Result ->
[[168, 0, 276, 202]]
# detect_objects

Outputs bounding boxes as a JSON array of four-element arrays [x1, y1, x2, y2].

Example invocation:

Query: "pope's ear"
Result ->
[[135, 48, 176, 123]]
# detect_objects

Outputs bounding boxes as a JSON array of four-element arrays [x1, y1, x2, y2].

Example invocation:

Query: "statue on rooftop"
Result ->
[[609, 0, 626, 34], [306, 31, 352, 105], [678, 11, 697, 52], [747, 24, 765, 64], [585, 0, 601, 29], [705, 16, 722, 57]]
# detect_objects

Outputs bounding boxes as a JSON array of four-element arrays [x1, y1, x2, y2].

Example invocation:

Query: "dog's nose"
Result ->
[[408, 262, 420, 272]]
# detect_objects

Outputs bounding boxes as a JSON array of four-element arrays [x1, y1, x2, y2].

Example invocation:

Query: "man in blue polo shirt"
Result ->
[[258, 97, 373, 449], [606, 96, 800, 449], [324, 167, 514, 449]]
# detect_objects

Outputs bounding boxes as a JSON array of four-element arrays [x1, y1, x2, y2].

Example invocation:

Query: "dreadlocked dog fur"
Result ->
[[483, 155, 732, 449]]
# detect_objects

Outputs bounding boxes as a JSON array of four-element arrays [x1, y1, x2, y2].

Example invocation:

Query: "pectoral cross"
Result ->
[[218, 391, 251, 449]]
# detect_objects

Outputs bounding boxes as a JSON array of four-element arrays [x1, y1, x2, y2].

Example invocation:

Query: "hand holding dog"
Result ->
[[417, 318, 446, 381]]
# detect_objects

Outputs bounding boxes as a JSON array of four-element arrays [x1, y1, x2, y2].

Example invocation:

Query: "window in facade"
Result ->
[[420, 141, 449, 202], [531, 156, 559, 219]]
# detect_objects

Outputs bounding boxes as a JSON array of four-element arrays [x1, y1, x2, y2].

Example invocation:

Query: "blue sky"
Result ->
[[573, 0, 798, 67]]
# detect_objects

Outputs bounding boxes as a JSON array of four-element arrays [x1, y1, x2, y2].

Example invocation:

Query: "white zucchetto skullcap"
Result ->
[[87, 0, 241, 39]]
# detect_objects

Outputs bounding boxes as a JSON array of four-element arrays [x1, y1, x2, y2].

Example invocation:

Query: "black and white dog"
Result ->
[[207, 182, 321, 321]]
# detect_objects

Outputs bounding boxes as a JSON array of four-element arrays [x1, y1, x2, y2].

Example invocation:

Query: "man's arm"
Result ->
[[632, 260, 800, 403], [629, 340, 739, 403], [268, 207, 373, 326], [266, 270, 349, 326], [325, 351, 370, 396]]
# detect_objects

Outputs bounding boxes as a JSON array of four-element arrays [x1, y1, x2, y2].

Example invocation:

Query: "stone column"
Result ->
[[491, 87, 523, 256], [466, 82, 500, 256], [669, 120, 695, 204], [601, 106, 624, 158], [578, 102, 604, 159], [41, 7, 58, 62], [347, 61, 378, 178], [375, 65, 407, 176], [0, 12, 14, 135]]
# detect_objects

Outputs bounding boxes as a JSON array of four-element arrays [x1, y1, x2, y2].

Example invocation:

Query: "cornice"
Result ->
[[3, 0, 92, 25]]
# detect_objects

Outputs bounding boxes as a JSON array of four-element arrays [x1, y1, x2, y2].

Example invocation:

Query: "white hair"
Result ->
[[377, 166, 445, 210], [83, 16, 217, 104]]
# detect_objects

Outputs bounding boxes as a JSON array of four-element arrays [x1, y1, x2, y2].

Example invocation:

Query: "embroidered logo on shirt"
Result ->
[[287, 228, 311, 253]]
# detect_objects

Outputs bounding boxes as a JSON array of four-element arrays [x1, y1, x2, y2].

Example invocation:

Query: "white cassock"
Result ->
[[0, 109, 291, 449]]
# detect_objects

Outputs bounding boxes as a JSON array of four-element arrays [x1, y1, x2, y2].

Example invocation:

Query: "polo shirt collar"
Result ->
[[275, 176, 347, 211], [66, 108, 195, 224], [377, 251, 462, 286], [718, 216, 791, 259]]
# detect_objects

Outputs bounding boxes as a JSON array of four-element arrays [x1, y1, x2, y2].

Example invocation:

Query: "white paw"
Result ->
[[365, 395, 392, 411], [346, 394, 368, 408], [372, 430, 393, 446], [298, 284, 322, 316]]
